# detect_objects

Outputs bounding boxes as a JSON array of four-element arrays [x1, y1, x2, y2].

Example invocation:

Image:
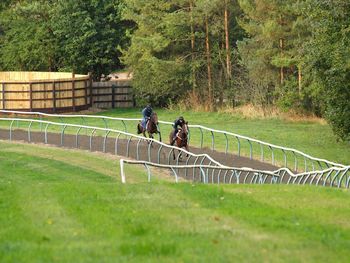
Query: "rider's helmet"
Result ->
[[178, 116, 185, 125]]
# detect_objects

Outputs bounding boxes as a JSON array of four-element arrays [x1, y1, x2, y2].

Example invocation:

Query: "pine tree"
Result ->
[[122, 0, 244, 107], [237, 0, 302, 106]]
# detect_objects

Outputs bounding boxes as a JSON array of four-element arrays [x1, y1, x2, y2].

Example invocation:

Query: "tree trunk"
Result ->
[[298, 64, 302, 95], [190, 0, 196, 92], [279, 38, 284, 84], [205, 16, 213, 108], [224, 0, 231, 79]]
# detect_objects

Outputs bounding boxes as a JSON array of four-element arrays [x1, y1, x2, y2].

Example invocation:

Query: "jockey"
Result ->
[[172, 116, 185, 142], [141, 104, 153, 129]]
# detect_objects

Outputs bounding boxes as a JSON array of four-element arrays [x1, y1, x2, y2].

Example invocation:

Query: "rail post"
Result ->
[[61, 125, 67, 146], [120, 159, 126, 183], [76, 127, 82, 148], [28, 121, 33, 142], [89, 129, 96, 151], [9, 120, 15, 141]]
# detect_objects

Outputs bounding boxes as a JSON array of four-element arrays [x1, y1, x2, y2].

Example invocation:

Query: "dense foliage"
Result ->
[[0, 0, 349, 140], [0, 0, 128, 79], [302, 0, 350, 141], [122, 0, 244, 107]]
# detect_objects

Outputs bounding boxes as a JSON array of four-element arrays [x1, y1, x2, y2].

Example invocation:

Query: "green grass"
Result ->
[[0, 108, 349, 168], [1, 141, 350, 262]]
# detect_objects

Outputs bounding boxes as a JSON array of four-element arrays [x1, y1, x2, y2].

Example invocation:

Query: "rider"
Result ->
[[141, 104, 153, 129], [172, 116, 186, 143]]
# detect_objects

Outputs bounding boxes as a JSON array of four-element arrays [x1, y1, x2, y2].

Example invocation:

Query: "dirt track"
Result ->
[[0, 128, 281, 182]]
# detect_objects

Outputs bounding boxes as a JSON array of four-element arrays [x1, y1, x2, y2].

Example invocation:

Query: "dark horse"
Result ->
[[137, 112, 162, 141], [169, 121, 189, 160]]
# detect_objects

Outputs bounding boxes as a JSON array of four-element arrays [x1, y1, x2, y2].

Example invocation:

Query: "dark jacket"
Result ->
[[174, 118, 185, 129], [142, 106, 153, 118]]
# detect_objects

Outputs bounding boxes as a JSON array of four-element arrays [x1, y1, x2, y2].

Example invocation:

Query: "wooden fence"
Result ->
[[0, 72, 134, 112], [0, 72, 91, 113], [92, 80, 134, 108]]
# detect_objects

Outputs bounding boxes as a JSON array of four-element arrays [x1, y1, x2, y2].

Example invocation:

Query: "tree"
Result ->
[[303, 0, 350, 141], [0, 0, 128, 77], [237, 0, 303, 107], [122, 0, 245, 107], [122, 0, 193, 105], [0, 0, 59, 71], [51, 0, 128, 78]]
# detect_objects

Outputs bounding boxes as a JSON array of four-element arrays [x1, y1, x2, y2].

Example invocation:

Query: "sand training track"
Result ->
[[0, 128, 280, 182]]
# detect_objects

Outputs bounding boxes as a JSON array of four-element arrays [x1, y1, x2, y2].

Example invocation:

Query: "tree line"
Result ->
[[0, 0, 349, 141]]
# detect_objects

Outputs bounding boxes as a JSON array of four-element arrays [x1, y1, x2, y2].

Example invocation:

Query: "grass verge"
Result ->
[[0, 141, 349, 262]]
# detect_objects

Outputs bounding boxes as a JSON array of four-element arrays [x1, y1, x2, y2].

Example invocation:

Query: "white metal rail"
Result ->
[[120, 159, 350, 188], [0, 116, 348, 188], [0, 110, 347, 172], [0, 117, 224, 169]]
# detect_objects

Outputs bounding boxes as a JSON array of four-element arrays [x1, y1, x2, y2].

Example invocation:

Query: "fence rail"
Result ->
[[120, 159, 350, 188], [0, 117, 223, 170], [0, 109, 347, 173], [0, 116, 348, 188]]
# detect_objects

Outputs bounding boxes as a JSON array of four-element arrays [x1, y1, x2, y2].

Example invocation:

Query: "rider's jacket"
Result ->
[[142, 106, 153, 118], [173, 118, 185, 129]]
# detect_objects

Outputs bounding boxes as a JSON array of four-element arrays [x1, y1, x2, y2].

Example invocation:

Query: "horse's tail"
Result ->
[[137, 122, 143, 134]]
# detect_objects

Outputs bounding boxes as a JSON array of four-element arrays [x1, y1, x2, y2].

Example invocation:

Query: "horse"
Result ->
[[137, 112, 162, 142], [169, 121, 189, 160]]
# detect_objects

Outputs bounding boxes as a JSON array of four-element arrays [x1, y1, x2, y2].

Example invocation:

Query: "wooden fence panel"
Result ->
[[0, 72, 91, 112], [92, 80, 134, 109], [0, 72, 133, 112]]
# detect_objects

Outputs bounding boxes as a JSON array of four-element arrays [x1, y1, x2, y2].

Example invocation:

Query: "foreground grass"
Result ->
[[1, 141, 350, 262]]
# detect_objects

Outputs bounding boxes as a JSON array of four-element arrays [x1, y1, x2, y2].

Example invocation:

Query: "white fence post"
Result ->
[[120, 159, 126, 184]]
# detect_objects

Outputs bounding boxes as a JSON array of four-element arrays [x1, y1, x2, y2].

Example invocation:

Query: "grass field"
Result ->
[[1, 141, 350, 262], [1, 108, 349, 167]]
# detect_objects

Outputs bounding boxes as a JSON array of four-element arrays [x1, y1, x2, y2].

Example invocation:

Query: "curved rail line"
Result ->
[[120, 159, 350, 188], [0, 110, 347, 173], [0, 116, 348, 188], [0, 117, 224, 168]]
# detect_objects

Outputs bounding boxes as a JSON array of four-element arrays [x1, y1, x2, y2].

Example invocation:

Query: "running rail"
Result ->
[[0, 110, 347, 172], [0, 117, 224, 169], [0, 116, 348, 188], [120, 159, 350, 188]]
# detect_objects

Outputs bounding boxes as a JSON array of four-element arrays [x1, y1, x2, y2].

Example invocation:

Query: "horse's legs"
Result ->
[[169, 130, 175, 146], [172, 141, 176, 160], [185, 144, 189, 157], [178, 150, 183, 161], [148, 132, 154, 147], [158, 131, 162, 142]]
